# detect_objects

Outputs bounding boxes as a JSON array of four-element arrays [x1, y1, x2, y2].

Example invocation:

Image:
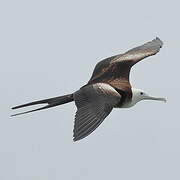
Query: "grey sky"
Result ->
[[1, 0, 180, 179]]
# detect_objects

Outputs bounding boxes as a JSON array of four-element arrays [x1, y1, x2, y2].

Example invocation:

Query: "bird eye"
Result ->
[[140, 92, 144, 95]]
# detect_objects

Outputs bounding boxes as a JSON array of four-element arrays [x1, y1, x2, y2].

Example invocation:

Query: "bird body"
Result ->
[[12, 37, 166, 141]]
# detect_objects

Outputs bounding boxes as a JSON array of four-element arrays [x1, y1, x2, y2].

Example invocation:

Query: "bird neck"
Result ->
[[120, 88, 140, 108], [114, 88, 132, 108]]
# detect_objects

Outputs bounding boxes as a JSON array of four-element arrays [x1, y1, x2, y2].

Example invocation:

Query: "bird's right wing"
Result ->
[[73, 83, 121, 141]]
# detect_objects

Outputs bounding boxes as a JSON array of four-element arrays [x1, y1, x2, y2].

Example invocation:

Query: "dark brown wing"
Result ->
[[89, 55, 119, 83], [73, 83, 121, 141], [88, 37, 163, 85], [112, 37, 163, 64]]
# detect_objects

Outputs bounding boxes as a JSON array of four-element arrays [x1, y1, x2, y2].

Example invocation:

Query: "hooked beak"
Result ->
[[144, 96, 167, 103]]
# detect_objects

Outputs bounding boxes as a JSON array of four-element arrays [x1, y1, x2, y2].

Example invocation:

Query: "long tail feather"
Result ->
[[11, 94, 74, 116]]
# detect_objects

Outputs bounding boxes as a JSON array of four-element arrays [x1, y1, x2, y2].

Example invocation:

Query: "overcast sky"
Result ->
[[1, 0, 180, 179]]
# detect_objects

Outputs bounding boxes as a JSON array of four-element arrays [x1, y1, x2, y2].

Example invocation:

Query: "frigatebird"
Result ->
[[11, 37, 166, 141]]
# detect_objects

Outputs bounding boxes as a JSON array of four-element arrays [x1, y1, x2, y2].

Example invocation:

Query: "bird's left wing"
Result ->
[[112, 37, 163, 64], [73, 83, 121, 141], [88, 37, 163, 84]]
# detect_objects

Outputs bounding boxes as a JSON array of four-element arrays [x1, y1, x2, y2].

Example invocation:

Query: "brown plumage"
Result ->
[[11, 37, 163, 141]]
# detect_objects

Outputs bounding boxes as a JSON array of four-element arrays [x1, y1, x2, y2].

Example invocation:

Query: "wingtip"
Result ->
[[73, 138, 77, 142], [163, 98, 167, 103], [73, 134, 84, 142], [155, 37, 163, 48], [73, 136, 79, 142]]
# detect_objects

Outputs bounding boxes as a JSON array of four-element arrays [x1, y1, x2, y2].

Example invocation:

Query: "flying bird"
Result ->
[[11, 37, 166, 141]]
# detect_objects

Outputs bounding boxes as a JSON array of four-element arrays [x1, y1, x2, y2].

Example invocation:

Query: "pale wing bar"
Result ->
[[73, 83, 121, 141]]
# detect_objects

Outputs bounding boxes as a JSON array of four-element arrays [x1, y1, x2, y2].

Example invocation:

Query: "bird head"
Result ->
[[125, 88, 166, 108]]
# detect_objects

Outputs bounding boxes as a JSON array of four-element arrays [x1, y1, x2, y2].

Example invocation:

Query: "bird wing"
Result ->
[[112, 37, 163, 64], [73, 83, 121, 141], [88, 37, 163, 84]]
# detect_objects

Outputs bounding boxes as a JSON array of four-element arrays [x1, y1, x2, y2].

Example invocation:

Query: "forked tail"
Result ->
[[11, 94, 74, 117]]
